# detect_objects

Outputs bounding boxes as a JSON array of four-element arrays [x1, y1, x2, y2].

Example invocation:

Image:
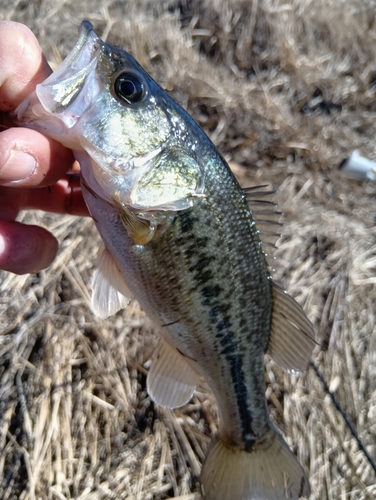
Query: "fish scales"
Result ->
[[84, 134, 272, 446], [14, 20, 315, 500]]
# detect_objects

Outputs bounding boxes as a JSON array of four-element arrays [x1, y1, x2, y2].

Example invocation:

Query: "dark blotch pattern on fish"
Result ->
[[177, 209, 258, 441], [118, 139, 273, 448]]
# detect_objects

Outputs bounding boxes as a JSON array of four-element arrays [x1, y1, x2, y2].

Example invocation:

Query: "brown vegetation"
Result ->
[[1, 1, 376, 498]]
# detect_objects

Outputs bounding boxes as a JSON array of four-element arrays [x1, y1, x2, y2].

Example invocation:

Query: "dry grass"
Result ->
[[1, 0, 376, 498]]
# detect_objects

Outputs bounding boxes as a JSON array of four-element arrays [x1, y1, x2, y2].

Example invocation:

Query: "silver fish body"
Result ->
[[15, 21, 315, 500], [86, 149, 272, 446]]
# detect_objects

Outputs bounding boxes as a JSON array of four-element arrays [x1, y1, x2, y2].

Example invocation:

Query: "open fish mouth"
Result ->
[[14, 20, 104, 133], [35, 20, 102, 123]]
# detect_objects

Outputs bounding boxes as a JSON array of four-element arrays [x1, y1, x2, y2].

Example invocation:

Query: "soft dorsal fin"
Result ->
[[147, 337, 201, 408], [91, 246, 132, 319], [267, 282, 316, 372], [244, 185, 283, 269]]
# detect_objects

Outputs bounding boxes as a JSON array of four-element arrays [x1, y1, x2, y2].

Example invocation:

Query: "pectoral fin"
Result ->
[[91, 246, 132, 319], [267, 283, 316, 372], [147, 337, 200, 408], [117, 204, 156, 245]]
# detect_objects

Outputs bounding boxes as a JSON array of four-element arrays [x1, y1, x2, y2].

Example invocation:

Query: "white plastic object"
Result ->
[[339, 150, 376, 180]]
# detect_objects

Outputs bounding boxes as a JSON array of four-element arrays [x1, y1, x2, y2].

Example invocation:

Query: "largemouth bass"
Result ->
[[15, 20, 315, 500]]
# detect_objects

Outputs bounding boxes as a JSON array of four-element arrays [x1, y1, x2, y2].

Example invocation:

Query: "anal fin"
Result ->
[[147, 337, 200, 408], [91, 245, 132, 319], [267, 282, 316, 372]]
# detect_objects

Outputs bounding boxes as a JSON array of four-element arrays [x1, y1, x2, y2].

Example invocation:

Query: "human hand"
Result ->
[[0, 21, 89, 275]]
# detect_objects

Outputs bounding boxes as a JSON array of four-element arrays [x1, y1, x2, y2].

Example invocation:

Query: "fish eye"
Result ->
[[114, 73, 145, 104]]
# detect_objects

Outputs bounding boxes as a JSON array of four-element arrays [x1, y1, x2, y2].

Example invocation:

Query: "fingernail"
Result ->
[[0, 234, 6, 256], [0, 150, 36, 182]]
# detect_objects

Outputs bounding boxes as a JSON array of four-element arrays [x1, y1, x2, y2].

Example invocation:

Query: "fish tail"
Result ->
[[200, 423, 310, 500]]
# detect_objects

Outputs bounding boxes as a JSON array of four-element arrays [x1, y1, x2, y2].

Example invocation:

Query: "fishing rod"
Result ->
[[309, 360, 376, 474]]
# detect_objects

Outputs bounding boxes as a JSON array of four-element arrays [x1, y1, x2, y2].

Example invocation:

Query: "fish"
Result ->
[[14, 20, 315, 500]]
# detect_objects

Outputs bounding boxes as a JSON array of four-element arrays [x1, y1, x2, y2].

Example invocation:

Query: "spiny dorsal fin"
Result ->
[[244, 185, 283, 270], [147, 337, 200, 408], [91, 246, 132, 319], [267, 282, 316, 372]]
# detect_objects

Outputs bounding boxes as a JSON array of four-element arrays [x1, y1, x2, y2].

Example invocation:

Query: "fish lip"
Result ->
[[64, 19, 101, 71], [72, 19, 99, 59], [76, 19, 108, 57], [79, 19, 95, 39]]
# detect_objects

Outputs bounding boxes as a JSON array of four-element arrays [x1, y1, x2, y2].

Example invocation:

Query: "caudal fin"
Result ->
[[200, 425, 310, 500]]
